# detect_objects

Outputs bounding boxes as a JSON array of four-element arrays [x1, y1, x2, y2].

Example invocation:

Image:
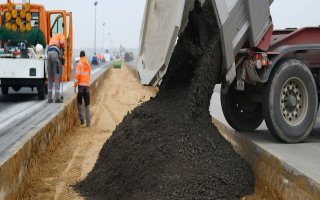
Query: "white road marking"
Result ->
[[0, 101, 46, 132]]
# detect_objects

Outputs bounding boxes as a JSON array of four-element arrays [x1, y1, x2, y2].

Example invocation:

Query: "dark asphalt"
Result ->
[[0, 62, 109, 165]]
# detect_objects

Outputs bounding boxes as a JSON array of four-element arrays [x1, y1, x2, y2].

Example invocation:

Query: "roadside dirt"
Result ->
[[76, 1, 254, 199], [19, 64, 158, 200], [243, 179, 282, 200], [15, 62, 277, 200], [15, 1, 277, 199]]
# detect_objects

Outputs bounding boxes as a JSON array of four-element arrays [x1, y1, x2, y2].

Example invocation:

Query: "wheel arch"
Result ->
[[265, 44, 320, 83]]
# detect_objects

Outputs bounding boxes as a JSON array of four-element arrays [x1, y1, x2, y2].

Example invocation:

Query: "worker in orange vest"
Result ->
[[47, 33, 65, 103], [74, 51, 91, 127]]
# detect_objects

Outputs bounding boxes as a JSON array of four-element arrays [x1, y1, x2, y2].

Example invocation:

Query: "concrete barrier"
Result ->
[[0, 65, 110, 200]]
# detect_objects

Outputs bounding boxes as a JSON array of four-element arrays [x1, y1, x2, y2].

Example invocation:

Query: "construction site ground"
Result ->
[[210, 91, 320, 200], [1, 63, 319, 199], [17, 64, 158, 199]]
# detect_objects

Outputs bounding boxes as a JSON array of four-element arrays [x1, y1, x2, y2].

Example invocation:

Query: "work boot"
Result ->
[[48, 92, 53, 103], [55, 98, 63, 103], [80, 120, 85, 128]]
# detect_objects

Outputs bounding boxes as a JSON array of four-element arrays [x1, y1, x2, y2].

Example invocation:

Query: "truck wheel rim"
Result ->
[[280, 77, 308, 126]]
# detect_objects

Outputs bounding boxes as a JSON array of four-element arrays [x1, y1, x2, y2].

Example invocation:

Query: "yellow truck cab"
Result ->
[[0, 0, 73, 99]]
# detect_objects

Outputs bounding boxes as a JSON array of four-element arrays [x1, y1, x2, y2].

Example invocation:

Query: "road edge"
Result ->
[[212, 117, 320, 200], [0, 64, 111, 200]]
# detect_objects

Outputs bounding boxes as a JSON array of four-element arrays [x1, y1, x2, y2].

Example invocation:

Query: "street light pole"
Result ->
[[103, 22, 106, 50], [94, 1, 98, 56], [108, 32, 111, 52]]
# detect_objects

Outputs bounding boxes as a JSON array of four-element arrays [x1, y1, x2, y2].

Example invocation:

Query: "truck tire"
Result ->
[[1, 86, 8, 95], [37, 84, 46, 100], [12, 86, 21, 92], [220, 83, 263, 131], [263, 59, 318, 143], [45, 84, 48, 94]]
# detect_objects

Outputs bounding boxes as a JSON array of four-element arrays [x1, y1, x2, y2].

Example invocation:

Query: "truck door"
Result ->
[[47, 11, 71, 81], [66, 12, 73, 81]]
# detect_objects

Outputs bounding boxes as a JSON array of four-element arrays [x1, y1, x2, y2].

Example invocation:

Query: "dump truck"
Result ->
[[124, 52, 134, 62], [0, 0, 73, 99], [137, 0, 320, 143]]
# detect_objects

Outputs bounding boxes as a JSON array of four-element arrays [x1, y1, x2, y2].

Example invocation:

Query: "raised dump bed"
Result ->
[[138, 0, 274, 86]]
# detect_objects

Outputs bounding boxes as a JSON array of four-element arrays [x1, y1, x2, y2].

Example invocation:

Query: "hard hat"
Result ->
[[7, 2, 13, 11], [35, 44, 44, 54], [20, 10, 26, 19], [20, 24, 26, 32], [25, 3, 30, 12], [5, 12, 11, 21], [12, 9, 17, 18], [5, 22, 11, 30], [11, 23, 17, 32], [16, 17, 21, 25], [26, 12, 31, 21], [26, 22, 31, 31]]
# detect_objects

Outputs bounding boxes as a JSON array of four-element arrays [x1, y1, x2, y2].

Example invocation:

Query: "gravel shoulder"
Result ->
[[18, 64, 158, 200]]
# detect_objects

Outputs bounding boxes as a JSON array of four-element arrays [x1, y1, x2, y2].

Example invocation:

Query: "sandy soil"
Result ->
[[17, 63, 276, 200], [20, 64, 158, 200], [242, 179, 281, 200]]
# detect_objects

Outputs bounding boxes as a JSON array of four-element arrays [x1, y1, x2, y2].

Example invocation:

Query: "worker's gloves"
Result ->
[[59, 56, 65, 65], [59, 49, 65, 65], [73, 81, 80, 93]]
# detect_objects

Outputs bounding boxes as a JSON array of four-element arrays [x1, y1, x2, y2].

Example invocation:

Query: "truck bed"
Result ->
[[138, 0, 274, 86]]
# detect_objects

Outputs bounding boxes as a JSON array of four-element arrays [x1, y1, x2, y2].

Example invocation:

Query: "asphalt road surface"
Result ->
[[0, 62, 109, 164]]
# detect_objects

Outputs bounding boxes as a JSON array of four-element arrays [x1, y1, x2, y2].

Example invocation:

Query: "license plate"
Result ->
[[237, 79, 244, 91]]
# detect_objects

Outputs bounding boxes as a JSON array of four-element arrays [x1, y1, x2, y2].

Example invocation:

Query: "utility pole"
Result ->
[[103, 22, 106, 50], [94, 1, 98, 55], [108, 32, 111, 52]]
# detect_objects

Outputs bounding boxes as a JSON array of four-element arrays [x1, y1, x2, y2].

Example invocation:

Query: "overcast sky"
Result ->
[[29, 0, 145, 49], [27, 0, 320, 49], [271, 0, 320, 28]]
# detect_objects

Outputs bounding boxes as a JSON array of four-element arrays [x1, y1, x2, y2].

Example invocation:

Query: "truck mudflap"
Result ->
[[138, 0, 274, 86]]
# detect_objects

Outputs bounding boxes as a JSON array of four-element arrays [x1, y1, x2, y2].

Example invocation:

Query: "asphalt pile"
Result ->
[[75, 1, 254, 199]]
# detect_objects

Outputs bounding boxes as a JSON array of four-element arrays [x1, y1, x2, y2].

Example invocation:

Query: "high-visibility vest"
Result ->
[[49, 33, 65, 48], [74, 57, 91, 87]]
